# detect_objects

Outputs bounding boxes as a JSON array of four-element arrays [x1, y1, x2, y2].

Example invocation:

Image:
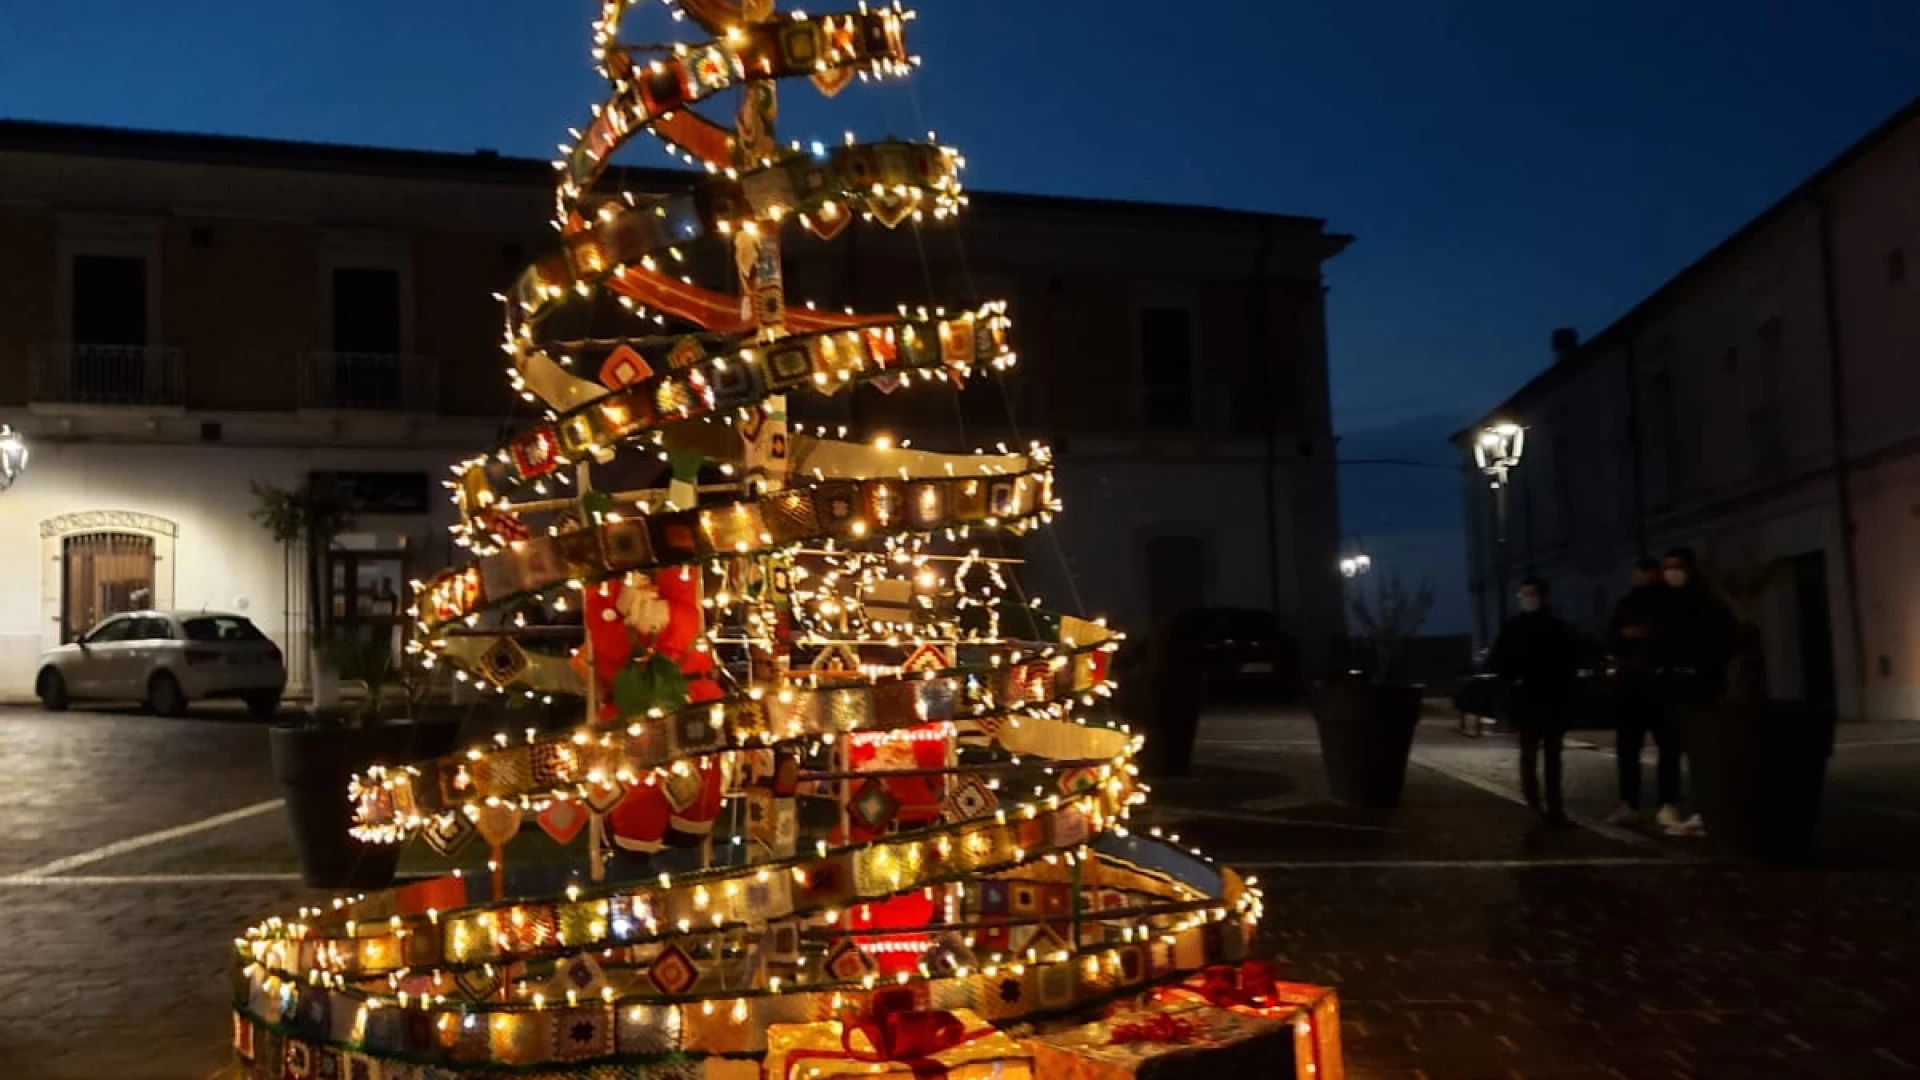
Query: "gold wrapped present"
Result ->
[[1024, 1000, 1295, 1080], [1150, 963, 1345, 1080], [765, 992, 1032, 1080]]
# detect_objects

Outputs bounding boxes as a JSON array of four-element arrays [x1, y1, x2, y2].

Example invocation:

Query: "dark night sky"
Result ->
[[4, 1, 1916, 629], [3, 0, 1914, 432]]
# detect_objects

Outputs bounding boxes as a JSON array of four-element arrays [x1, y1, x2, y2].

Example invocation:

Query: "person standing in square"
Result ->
[[1652, 546, 1735, 837], [1604, 557, 1678, 825], [1492, 577, 1582, 826]]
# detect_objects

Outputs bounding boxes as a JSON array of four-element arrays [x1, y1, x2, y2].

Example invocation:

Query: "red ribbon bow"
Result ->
[[1192, 961, 1278, 1009], [1109, 1013, 1200, 1046], [837, 989, 973, 1078]]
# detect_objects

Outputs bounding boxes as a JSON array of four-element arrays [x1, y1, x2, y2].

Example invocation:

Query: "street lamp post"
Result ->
[[0, 425, 27, 492], [1474, 421, 1525, 626]]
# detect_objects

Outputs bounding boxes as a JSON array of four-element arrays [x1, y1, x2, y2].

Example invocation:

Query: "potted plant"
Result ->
[[252, 480, 467, 887], [1679, 559, 1835, 861], [1312, 573, 1434, 809], [266, 631, 464, 887]]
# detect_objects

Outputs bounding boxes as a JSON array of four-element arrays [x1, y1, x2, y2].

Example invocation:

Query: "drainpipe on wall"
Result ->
[[1252, 223, 1283, 619], [1814, 195, 1869, 718]]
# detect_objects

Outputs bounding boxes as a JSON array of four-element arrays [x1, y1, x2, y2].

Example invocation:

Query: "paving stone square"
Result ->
[[4, 703, 1920, 1078]]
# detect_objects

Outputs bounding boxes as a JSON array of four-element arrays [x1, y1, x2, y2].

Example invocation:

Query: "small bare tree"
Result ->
[[251, 480, 355, 712], [1348, 572, 1437, 684]]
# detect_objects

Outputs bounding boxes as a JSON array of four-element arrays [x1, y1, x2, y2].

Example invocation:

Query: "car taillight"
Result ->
[[185, 648, 221, 665], [266, 644, 283, 664]]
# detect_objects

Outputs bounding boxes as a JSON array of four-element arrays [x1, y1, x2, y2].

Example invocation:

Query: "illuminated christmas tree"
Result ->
[[232, 3, 1338, 1077]]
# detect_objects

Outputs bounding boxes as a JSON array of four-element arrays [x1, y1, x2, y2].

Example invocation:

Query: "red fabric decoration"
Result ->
[[668, 757, 726, 835], [576, 570, 722, 724], [1187, 962, 1279, 1010], [841, 723, 951, 843], [844, 989, 967, 1076], [778, 990, 995, 1079], [607, 781, 671, 854], [1108, 1013, 1199, 1046], [849, 892, 937, 977], [649, 568, 722, 703]]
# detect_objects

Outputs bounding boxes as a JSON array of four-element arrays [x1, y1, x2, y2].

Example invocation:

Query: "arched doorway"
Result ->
[[61, 532, 156, 641], [39, 510, 178, 650]]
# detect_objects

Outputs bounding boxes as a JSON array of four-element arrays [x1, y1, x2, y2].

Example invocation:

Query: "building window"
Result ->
[[325, 266, 405, 408], [1750, 316, 1786, 471], [1756, 317, 1783, 390], [332, 267, 403, 354], [1648, 370, 1679, 507], [1891, 248, 1908, 284], [1139, 307, 1193, 427], [1552, 429, 1575, 545], [62, 254, 157, 405], [71, 254, 149, 346]]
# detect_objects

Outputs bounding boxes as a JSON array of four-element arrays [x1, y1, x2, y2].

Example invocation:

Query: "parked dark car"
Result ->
[[1147, 607, 1299, 702]]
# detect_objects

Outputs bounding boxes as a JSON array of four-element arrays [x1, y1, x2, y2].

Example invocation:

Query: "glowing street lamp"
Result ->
[[1338, 552, 1372, 579], [0, 425, 27, 492], [1474, 422, 1525, 490], [1474, 421, 1525, 625]]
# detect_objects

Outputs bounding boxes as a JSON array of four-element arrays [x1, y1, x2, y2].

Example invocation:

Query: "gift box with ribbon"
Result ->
[[1023, 1000, 1296, 1080], [764, 989, 1033, 1080], [1150, 962, 1344, 1080]]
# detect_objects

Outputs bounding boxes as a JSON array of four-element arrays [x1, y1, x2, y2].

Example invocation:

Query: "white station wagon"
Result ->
[[36, 610, 286, 718]]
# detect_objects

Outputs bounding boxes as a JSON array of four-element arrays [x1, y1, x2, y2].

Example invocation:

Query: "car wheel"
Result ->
[[244, 692, 280, 720], [37, 669, 70, 712], [146, 672, 187, 718]]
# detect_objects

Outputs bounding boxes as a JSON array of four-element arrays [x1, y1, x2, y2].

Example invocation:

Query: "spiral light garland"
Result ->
[[231, 3, 1261, 1076]]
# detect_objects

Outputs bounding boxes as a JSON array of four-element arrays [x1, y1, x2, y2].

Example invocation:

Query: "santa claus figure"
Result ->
[[578, 567, 726, 855], [579, 567, 722, 720]]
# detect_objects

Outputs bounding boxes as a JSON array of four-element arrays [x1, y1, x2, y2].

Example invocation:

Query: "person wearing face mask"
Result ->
[[1650, 545, 1734, 837], [1490, 577, 1582, 826]]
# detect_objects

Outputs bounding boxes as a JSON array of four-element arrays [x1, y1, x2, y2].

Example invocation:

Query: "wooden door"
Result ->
[[62, 532, 156, 642]]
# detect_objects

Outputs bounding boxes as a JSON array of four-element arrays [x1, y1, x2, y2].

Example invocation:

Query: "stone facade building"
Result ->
[[1458, 97, 1920, 721]]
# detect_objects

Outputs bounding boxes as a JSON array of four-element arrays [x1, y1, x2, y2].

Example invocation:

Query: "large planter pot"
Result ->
[[269, 717, 464, 888], [1680, 699, 1834, 862], [1119, 657, 1203, 779], [1311, 678, 1423, 809]]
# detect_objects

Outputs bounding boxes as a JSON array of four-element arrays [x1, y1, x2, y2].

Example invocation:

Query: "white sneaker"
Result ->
[[1655, 804, 1683, 829], [1664, 814, 1707, 837], [1603, 804, 1643, 826]]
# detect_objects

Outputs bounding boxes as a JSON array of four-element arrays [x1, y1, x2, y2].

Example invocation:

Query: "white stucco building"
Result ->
[[0, 120, 1349, 698]]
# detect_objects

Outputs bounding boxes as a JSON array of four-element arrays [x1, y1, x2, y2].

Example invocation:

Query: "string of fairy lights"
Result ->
[[231, 1, 1267, 1074]]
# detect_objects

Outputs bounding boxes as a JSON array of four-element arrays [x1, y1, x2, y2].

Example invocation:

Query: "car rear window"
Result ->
[[183, 616, 266, 642]]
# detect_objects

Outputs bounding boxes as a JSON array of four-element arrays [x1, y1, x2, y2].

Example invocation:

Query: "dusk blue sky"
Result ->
[[4, 1, 1916, 630], [3, 0, 1913, 432]]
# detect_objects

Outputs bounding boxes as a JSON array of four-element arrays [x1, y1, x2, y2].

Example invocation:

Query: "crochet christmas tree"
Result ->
[[232, 4, 1266, 1076]]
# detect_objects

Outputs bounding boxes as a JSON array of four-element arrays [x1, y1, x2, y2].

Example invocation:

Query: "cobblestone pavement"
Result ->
[[3, 704, 1919, 1078]]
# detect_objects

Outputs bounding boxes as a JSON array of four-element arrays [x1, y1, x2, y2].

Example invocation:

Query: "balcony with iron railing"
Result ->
[[299, 352, 438, 413], [28, 344, 185, 408]]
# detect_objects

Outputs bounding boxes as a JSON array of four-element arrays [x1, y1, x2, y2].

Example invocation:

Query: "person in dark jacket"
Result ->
[[1604, 557, 1676, 825], [1651, 545, 1735, 836], [1491, 577, 1581, 825], [1655, 547, 1736, 700]]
